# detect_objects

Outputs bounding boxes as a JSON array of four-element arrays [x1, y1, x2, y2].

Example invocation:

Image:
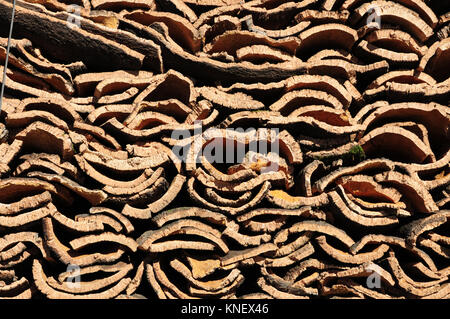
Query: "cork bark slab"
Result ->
[[0, 0, 448, 299]]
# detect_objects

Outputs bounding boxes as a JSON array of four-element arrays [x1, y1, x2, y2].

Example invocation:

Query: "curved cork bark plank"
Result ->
[[269, 90, 344, 114], [0, 140, 23, 176], [260, 267, 318, 296], [0, 203, 55, 228], [0, 65, 76, 103], [267, 116, 363, 138], [189, 275, 244, 297], [285, 74, 352, 108], [122, 174, 186, 218], [122, 10, 201, 53], [76, 217, 122, 239], [152, 259, 198, 299], [318, 263, 395, 287], [205, 30, 300, 56], [0, 191, 51, 216], [221, 243, 277, 266], [0, 231, 49, 260], [125, 261, 145, 296], [296, 9, 349, 23], [364, 29, 427, 57], [387, 251, 444, 297], [17, 153, 81, 182], [307, 48, 359, 63], [367, 70, 436, 91], [306, 141, 360, 161], [86, 104, 134, 126], [297, 23, 358, 54], [235, 45, 298, 63], [13, 158, 68, 177], [75, 215, 123, 233], [328, 189, 400, 228], [74, 70, 153, 96], [417, 238, 450, 259], [400, 211, 449, 246], [374, 171, 438, 213], [152, 226, 229, 253], [316, 235, 390, 265], [313, 158, 395, 193], [194, 167, 286, 192], [349, 1, 434, 42], [152, 207, 228, 228], [145, 262, 167, 299], [103, 167, 164, 196], [336, 183, 404, 214], [0, 40, 75, 95], [6, 38, 76, 83], [256, 277, 309, 299], [42, 217, 126, 267], [32, 259, 131, 299], [52, 211, 105, 233], [350, 234, 437, 271], [89, 207, 134, 234], [79, 150, 165, 174], [203, 187, 252, 208], [243, 18, 311, 40], [284, 258, 349, 282], [0, 177, 74, 205], [105, 176, 169, 206], [133, 70, 197, 106], [0, 249, 31, 270], [0, 1, 144, 70], [57, 262, 129, 283], [35, 1, 164, 72], [236, 206, 323, 223], [188, 177, 271, 215], [222, 220, 271, 247], [138, 219, 223, 251], [0, 276, 31, 299], [355, 40, 419, 67], [278, 220, 355, 247], [342, 0, 438, 27], [125, 100, 192, 125], [125, 111, 179, 131], [241, 216, 287, 233], [46, 263, 133, 294], [261, 242, 315, 268], [27, 172, 107, 205], [91, 0, 156, 10], [201, 157, 257, 183], [73, 123, 122, 151], [198, 86, 265, 110], [15, 121, 74, 161], [171, 258, 239, 290], [267, 190, 329, 209], [75, 155, 160, 189], [419, 38, 450, 82], [272, 232, 314, 257], [349, 196, 401, 216], [95, 87, 140, 105], [359, 126, 435, 164], [360, 102, 449, 144]]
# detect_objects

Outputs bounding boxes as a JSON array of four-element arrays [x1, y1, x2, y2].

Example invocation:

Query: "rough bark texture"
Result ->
[[0, 0, 448, 299]]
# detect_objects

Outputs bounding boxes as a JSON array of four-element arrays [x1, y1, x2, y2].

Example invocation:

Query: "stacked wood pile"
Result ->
[[0, 0, 449, 299]]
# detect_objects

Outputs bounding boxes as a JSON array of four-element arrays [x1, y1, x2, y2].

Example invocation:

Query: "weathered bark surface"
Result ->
[[0, 0, 448, 299]]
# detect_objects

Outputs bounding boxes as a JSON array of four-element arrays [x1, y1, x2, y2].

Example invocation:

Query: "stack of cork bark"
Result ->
[[0, 0, 449, 299]]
